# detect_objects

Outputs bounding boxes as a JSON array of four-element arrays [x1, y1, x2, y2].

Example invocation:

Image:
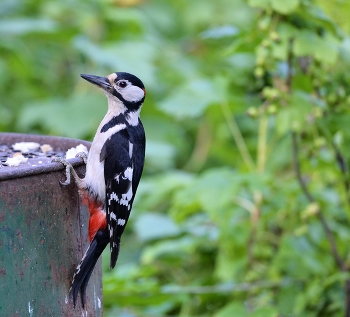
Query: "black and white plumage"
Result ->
[[55, 72, 146, 308], [102, 119, 145, 268], [82, 71, 146, 266]]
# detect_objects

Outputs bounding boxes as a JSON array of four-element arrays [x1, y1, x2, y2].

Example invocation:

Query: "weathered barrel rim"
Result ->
[[0, 132, 90, 181]]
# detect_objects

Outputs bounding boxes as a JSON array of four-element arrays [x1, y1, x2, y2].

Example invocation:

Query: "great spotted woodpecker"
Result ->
[[53, 72, 146, 308]]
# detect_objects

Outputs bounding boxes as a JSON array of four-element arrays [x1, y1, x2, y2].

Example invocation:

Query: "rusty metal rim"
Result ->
[[0, 132, 90, 181]]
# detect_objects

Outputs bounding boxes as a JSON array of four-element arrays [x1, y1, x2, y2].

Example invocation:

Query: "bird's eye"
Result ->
[[117, 81, 127, 88]]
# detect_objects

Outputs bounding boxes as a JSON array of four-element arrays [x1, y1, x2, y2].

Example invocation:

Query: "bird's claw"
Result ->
[[76, 152, 88, 165], [52, 156, 73, 186]]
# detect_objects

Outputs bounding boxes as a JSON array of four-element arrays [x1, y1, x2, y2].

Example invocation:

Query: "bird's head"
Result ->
[[81, 72, 146, 113]]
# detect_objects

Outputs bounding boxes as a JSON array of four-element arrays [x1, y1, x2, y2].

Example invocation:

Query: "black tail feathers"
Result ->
[[70, 229, 109, 308], [110, 236, 121, 269]]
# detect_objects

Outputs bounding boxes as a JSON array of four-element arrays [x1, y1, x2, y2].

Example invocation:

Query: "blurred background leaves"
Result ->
[[2, 0, 350, 316]]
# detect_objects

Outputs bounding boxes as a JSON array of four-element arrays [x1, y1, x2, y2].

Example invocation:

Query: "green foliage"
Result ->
[[2, 0, 350, 315]]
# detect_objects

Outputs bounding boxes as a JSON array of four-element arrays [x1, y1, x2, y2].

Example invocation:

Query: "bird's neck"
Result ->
[[125, 108, 141, 126], [104, 93, 141, 126], [106, 94, 127, 116]]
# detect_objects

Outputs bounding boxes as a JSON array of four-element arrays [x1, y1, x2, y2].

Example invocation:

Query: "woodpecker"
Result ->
[[53, 72, 146, 308]]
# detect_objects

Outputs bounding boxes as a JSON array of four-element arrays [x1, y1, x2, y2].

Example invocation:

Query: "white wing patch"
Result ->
[[108, 184, 133, 212], [109, 212, 126, 226], [110, 212, 117, 221], [118, 219, 126, 226], [114, 167, 132, 182], [108, 193, 119, 205], [128, 142, 133, 159], [119, 186, 133, 210], [123, 167, 133, 181]]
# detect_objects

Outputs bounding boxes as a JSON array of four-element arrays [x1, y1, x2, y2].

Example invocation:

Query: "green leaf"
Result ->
[[315, 32, 339, 64], [248, 0, 299, 13], [134, 212, 180, 242], [201, 25, 239, 39], [214, 302, 279, 317], [252, 307, 279, 317], [273, 235, 330, 279], [171, 168, 239, 222], [136, 171, 194, 209], [0, 18, 57, 34], [73, 36, 156, 86], [159, 79, 224, 119], [226, 53, 256, 86], [145, 140, 177, 171], [293, 30, 339, 64], [271, 0, 299, 14], [215, 302, 248, 317], [248, 0, 271, 10], [293, 30, 319, 56], [338, 37, 350, 64], [17, 93, 106, 138], [141, 237, 196, 264], [275, 90, 318, 135]]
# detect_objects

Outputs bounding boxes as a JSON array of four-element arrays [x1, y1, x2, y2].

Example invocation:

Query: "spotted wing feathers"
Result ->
[[103, 129, 135, 268]]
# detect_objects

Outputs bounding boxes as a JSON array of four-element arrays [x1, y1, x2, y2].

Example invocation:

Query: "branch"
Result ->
[[291, 131, 344, 270], [162, 279, 295, 295], [331, 141, 350, 208], [317, 122, 350, 210], [286, 38, 294, 93]]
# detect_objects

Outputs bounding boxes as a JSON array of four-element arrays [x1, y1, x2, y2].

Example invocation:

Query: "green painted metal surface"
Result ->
[[0, 133, 102, 317]]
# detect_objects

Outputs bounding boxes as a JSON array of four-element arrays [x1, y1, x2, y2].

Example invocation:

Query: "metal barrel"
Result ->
[[0, 133, 102, 317]]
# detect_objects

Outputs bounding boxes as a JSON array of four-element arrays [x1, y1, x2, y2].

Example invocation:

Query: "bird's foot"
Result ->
[[76, 152, 88, 165], [52, 156, 78, 186]]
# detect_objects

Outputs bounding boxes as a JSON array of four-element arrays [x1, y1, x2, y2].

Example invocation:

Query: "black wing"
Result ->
[[102, 129, 135, 268]]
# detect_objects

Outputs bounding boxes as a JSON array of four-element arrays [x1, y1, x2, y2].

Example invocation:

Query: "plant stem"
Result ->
[[184, 119, 212, 172], [257, 114, 268, 173], [221, 101, 255, 171], [233, 194, 261, 270]]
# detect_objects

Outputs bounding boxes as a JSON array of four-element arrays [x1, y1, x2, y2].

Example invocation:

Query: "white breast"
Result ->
[[84, 109, 126, 201]]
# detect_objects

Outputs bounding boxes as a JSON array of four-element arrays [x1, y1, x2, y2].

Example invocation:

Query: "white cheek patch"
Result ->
[[121, 85, 145, 102]]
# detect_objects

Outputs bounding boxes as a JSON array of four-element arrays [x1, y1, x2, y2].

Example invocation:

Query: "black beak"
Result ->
[[80, 74, 112, 91]]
